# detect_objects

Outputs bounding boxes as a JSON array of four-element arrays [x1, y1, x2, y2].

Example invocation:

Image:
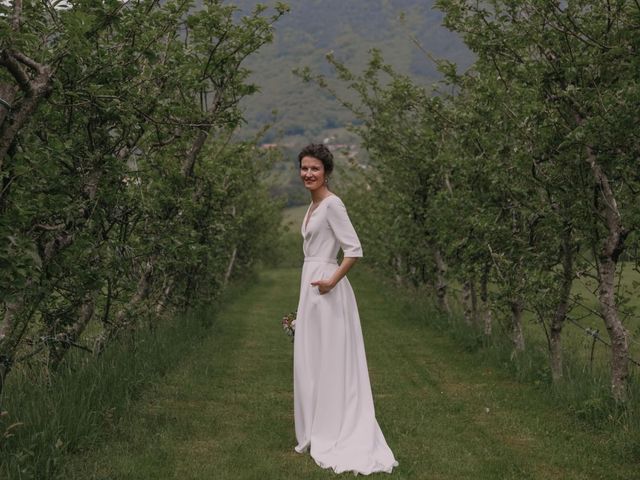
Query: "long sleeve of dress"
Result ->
[[326, 197, 363, 258]]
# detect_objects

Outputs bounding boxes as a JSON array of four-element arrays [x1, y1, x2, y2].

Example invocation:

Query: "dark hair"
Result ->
[[298, 143, 334, 175]]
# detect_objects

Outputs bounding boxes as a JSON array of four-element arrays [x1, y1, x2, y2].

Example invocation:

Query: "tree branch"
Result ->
[[0, 51, 32, 94], [11, 0, 22, 32]]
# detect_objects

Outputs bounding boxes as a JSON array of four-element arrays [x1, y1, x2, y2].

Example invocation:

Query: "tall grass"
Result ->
[[0, 302, 228, 480]]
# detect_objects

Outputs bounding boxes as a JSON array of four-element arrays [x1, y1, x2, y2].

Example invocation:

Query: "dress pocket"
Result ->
[[313, 271, 326, 295], [315, 269, 339, 297]]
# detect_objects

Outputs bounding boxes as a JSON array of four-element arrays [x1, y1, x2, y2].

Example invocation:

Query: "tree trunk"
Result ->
[[181, 128, 208, 178], [462, 277, 478, 326], [433, 249, 450, 313], [0, 51, 53, 170], [0, 229, 74, 391], [483, 308, 493, 337], [470, 279, 478, 324], [462, 280, 473, 325], [95, 259, 154, 354], [549, 220, 573, 383], [510, 298, 525, 356], [585, 144, 629, 402], [480, 261, 492, 336], [49, 295, 96, 370], [549, 320, 563, 383], [154, 277, 174, 317], [0, 299, 18, 342], [598, 256, 629, 401], [0, 300, 20, 398], [0, 84, 17, 127], [223, 246, 237, 287], [393, 255, 403, 286]]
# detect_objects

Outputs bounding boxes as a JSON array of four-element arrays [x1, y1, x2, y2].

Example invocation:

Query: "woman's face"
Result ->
[[300, 156, 327, 192]]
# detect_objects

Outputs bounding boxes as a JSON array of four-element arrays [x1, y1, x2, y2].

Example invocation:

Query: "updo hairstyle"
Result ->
[[297, 143, 334, 175]]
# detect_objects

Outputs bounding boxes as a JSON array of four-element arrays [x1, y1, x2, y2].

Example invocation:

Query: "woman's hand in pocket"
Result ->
[[311, 278, 336, 295]]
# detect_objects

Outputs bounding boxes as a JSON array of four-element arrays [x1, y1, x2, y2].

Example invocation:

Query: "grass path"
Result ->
[[67, 267, 635, 479]]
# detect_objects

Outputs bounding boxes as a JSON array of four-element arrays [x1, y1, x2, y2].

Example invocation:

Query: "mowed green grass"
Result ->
[[65, 265, 636, 480]]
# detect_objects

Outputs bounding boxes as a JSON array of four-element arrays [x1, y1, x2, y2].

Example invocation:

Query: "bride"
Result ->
[[293, 143, 398, 475]]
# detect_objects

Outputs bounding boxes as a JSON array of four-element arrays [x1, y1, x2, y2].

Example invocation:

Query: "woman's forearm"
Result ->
[[329, 257, 358, 288]]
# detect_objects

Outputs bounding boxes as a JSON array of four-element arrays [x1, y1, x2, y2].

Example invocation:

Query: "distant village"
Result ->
[[259, 138, 360, 160]]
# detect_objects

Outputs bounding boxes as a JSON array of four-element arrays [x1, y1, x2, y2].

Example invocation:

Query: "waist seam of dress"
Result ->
[[304, 256, 338, 264]]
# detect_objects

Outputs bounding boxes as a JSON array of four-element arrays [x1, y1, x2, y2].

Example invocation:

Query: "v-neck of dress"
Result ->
[[303, 194, 335, 233]]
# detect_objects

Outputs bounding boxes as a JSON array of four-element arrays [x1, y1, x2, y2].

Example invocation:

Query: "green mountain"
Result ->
[[234, 0, 474, 142]]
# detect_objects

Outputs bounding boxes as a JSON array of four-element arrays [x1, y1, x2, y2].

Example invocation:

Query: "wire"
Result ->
[[565, 315, 640, 367]]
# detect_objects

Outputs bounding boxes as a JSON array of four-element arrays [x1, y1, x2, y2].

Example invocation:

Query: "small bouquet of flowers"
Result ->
[[281, 311, 296, 340]]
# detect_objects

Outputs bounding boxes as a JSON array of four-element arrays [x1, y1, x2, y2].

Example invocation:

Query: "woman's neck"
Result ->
[[311, 186, 331, 204]]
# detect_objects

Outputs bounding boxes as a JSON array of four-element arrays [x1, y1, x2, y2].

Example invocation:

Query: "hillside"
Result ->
[[234, 0, 474, 142]]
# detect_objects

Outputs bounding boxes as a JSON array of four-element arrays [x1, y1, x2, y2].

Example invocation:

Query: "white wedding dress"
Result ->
[[293, 194, 398, 475]]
